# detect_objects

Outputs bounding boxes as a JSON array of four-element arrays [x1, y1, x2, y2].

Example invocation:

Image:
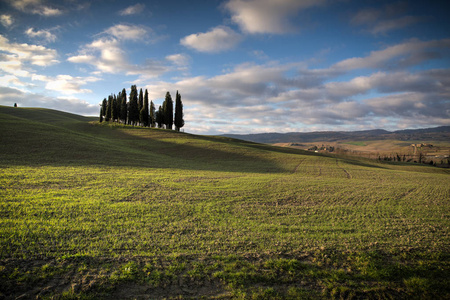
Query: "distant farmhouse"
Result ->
[[410, 143, 433, 154]]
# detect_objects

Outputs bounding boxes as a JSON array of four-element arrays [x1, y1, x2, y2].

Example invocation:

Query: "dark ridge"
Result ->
[[222, 126, 450, 144]]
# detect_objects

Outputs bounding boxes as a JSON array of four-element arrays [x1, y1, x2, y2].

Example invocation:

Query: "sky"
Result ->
[[0, 0, 449, 135]]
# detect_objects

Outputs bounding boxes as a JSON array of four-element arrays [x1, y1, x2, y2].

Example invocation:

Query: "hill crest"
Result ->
[[222, 126, 450, 144]]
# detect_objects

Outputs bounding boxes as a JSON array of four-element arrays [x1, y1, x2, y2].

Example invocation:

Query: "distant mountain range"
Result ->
[[222, 126, 450, 144]]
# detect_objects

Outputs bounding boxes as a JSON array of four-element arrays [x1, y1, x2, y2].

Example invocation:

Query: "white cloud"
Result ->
[[67, 54, 96, 64], [364, 92, 449, 121], [119, 3, 145, 16], [0, 34, 59, 79], [104, 24, 150, 41], [0, 86, 98, 115], [68, 24, 166, 78], [0, 74, 28, 87], [68, 35, 169, 80], [0, 14, 14, 27], [224, 0, 326, 34], [322, 70, 449, 101], [331, 39, 450, 72], [25, 27, 57, 43], [165, 54, 188, 65], [68, 37, 127, 74], [9, 0, 63, 16], [126, 59, 169, 81], [180, 26, 242, 53], [32, 74, 101, 94], [166, 54, 190, 67], [39, 6, 62, 16], [0, 54, 30, 77]]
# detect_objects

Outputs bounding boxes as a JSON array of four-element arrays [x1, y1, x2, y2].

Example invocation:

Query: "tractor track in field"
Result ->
[[336, 159, 352, 179], [291, 159, 305, 174], [399, 187, 417, 200]]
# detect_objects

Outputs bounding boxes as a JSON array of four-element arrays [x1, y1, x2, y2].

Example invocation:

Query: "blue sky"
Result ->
[[0, 0, 449, 134]]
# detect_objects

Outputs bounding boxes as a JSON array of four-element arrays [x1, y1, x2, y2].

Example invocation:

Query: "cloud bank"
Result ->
[[0, 86, 98, 116], [145, 38, 450, 134]]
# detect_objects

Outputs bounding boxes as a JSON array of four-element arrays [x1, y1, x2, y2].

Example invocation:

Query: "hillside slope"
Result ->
[[0, 106, 313, 172]]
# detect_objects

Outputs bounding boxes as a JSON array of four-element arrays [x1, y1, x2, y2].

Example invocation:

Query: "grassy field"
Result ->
[[277, 140, 450, 164], [1, 106, 449, 299]]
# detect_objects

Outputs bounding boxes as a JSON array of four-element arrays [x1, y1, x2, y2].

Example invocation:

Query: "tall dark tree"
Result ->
[[120, 88, 127, 124], [163, 91, 173, 130], [115, 93, 121, 121], [149, 100, 156, 128], [112, 94, 118, 122], [156, 106, 163, 128], [138, 88, 144, 117], [116, 91, 122, 121], [101, 98, 107, 120], [99, 107, 103, 123], [105, 95, 112, 122], [142, 89, 150, 127], [129, 85, 139, 125], [174, 90, 184, 131], [139, 107, 146, 127]]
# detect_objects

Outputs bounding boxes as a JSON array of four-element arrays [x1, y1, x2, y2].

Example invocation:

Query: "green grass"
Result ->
[[342, 141, 367, 146], [1, 106, 449, 299]]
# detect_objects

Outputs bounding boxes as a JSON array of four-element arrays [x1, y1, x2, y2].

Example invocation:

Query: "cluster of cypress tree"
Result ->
[[99, 85, 184, 131]]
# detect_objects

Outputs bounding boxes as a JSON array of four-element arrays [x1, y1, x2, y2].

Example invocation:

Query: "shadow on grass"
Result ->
[[0, 118, 291, 173], [1, 250, 448, 299]]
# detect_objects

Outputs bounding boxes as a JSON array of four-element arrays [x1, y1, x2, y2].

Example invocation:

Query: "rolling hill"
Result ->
[[222, 126, 450, 144], [0, 105, 312, 172], [1, 106, 449, 299]]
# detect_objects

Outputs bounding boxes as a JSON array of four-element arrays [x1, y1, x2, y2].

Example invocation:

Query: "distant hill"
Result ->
[[222, 126, 450, 144]]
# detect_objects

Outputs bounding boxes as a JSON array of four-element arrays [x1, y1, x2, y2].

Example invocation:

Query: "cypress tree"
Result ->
[[138, 89, 145, 126], [116, 92, 121, 121], [99, 107, 103, 123], [101, 98, 107, 119], [139, 107, 145, 127], [112, 94, 117, 122], [174, 90, 184, 131], [115, 93, 121, 122], [163, 91, 173, 130], [143, 89, 150, 127], [105, 95, 112, 122], [156, 106, 163, 128], [120, 88, 127, 124], [129, 85, 139, 126], [150, 101, 156, 127], [138, 88, 143, 117]]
